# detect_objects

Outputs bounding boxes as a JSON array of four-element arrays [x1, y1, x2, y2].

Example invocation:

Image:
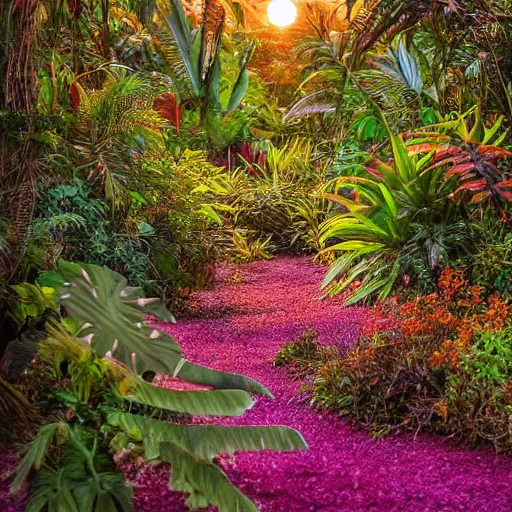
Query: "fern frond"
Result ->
[[34, 213, 87, 233]]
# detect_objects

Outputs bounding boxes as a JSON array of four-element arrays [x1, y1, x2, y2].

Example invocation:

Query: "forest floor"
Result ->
[[3, 256, 512, 512], [140, 256, 512, 512]]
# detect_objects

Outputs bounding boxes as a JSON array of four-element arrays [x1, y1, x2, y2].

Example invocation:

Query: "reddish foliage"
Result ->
[[366, 268, 510, 369], [153, 94, 182, 135], [70, 83, 80, 111]]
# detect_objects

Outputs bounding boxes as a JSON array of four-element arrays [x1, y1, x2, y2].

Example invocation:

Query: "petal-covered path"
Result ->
[[136, 256, 512, 512]]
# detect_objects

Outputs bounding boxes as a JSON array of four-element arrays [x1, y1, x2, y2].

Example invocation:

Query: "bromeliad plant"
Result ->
[[416, 139, 512, 219], [12, 261, 307, 511], [319, 116, 460, 303], [319, 83, 512, 304]]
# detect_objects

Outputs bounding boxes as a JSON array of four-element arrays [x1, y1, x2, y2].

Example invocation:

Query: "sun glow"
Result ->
[[267, 0, 297, 28]]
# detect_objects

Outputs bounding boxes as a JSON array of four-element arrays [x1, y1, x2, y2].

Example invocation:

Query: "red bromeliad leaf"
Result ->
[[444, 162, 475, 178], [496, 179, 512, 189], [426, 159, 456, 172], [237, 142, 260, 176], [434, 146, 462, 160], [70, 83, 80, 110], [497, 190, 512, 201], [455, 179, 487, 193], [479, 145, 512, 157], [256, 149, 266, 169], [363, 166, 385, 181]]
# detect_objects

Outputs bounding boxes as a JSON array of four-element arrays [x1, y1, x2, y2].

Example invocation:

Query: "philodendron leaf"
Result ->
[[56, 261, 271, 396], [108, 412, 308, 511]]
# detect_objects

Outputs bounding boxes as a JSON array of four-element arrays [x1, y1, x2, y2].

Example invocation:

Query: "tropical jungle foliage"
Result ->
[[2, 0, 512, 509]]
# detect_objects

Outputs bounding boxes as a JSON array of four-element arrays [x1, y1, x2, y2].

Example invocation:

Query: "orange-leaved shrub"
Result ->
[[275, 268, 512, 447]]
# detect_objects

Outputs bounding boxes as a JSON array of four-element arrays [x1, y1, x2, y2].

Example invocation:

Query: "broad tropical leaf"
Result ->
[[127, 379, 254, 417], [227, 41, 255, 111], [161, 443, 258, 511], [162, 0, 201, 95], [108, 412, 308, 512], [56, 261, 271, 396]]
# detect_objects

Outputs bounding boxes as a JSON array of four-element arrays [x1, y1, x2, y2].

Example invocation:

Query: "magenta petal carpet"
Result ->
[[149, 256, 512, 512], [3, 257, 512, 512]]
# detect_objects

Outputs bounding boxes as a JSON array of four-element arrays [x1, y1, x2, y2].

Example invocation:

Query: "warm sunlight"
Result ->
[[267, 0, 297, 28]]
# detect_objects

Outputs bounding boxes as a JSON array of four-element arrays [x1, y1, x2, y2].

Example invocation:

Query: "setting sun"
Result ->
[[267, 0, 297, 28]]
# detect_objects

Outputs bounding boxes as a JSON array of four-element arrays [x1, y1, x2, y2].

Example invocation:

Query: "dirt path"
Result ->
[[140, 257, 512, 512]]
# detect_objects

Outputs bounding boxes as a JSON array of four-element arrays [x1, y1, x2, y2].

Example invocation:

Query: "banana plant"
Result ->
[[159, 0, 255, 120], [109, 412, 307, 512], [53, 260, 271, 396]]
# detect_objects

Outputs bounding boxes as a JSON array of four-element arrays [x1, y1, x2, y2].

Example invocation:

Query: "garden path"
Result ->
[[138, 256, 512, 512]]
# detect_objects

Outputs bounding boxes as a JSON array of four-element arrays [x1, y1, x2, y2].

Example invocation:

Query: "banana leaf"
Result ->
[[108, 412, 308, 512]]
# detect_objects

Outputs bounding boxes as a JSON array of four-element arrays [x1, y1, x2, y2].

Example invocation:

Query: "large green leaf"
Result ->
[[227, 69, 249, 111], [128, 379, 254, 417], [227, 41, 255, 112], [109, 413, 308, 460], [56, 261, 271, 396], [26, 471, 79, 512], [72, 472, 133, 512], [161, 0, 201, 95], [161, 443, 258, 511], [108, 412, 308, 511]]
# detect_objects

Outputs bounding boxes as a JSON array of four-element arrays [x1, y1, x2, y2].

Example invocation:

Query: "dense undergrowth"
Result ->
[[275, 267, 512, 451], [1, 0, 512, 510]]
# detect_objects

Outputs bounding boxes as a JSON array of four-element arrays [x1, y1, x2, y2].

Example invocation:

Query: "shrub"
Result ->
[[470, 231, 512, 302], [311, 331, 449, 434], [277, 268, 512, 447], [274, 330, 337, 380], [35, 177, 153, 291], [444, 329, 512, 451], [129, 151, 224, 295]]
